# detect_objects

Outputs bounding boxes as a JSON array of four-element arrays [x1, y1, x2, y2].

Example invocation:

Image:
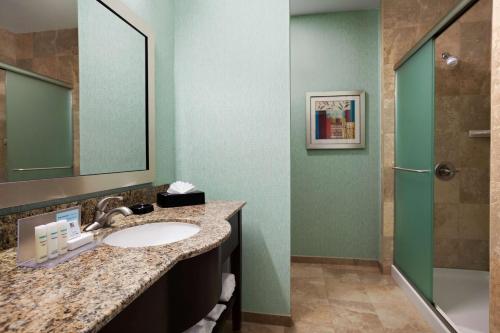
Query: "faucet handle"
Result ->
[[97, 196, 124, 212]]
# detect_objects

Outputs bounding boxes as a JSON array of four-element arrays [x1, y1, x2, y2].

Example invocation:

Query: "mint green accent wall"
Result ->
[[174, 0, 291, 315], [79, 0, 175, 181], [118, 0, 176, 184], [79, 0, 147, 175], [291, 11, 381, 259]]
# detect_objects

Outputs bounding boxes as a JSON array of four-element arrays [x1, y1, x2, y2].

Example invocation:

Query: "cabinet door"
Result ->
[[394, 40, 435, 301]]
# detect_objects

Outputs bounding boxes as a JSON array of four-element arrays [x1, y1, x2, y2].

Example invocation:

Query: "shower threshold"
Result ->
[[434, 268, 489, 333]]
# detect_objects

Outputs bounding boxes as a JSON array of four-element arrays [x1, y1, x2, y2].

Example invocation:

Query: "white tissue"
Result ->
[[182, 319, 216, 333], [167, 181, 197, 195], [206, 304, 227, 321], [219, 273, 236, 302]]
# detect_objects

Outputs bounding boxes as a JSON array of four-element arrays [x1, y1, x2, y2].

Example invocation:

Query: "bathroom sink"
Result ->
[[103, 222, 200, 248]]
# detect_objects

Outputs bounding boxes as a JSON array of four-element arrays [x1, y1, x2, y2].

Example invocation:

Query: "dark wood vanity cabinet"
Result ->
[[100, 210, 242, 333]]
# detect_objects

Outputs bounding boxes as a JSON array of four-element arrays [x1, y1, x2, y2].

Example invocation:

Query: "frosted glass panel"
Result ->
[[78, 0, 147, 175], [394, 40, 435, 301], [6, 71, 73, 182]]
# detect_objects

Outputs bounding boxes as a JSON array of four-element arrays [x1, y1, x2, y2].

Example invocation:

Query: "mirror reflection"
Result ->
[[0, 0, 149, 184], [0, 0, 78, 182]]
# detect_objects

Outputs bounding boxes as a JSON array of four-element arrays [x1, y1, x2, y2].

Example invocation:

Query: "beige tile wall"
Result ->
[[0, 29, 16, 66], [0, 28, 79, 178], [380, 0, 461, 273], [434, 0, 492, 271], [490, 0, 500, 330], [15, 29, 78, 84], [381, 0, 498, 328]]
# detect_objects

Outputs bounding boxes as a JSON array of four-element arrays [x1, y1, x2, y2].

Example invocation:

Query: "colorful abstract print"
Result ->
[[315, 100, 356, 140]]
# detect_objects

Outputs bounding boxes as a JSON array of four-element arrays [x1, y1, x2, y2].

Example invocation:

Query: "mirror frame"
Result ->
[[0, 0, 156, 209]]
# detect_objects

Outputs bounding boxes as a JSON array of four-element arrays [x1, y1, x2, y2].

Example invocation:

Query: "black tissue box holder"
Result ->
[[157, 191, 205, 208]]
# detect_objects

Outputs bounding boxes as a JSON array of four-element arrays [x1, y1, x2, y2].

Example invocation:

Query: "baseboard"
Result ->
[[391, 265, 452, 333], [378, 261, 393, 275], [291, 255, 379, 268], [242, 311, 293, 327]]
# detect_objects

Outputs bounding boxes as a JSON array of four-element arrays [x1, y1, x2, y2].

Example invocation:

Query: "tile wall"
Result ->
[[434, 0, 492, 271], [380, 0, 462, 273], [489, 0, 500, 329]]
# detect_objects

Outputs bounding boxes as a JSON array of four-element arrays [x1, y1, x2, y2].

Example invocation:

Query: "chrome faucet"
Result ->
[[84, 196, 133, 231]]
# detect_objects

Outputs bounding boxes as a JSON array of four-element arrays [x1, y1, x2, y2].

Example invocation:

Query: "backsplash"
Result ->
[[0, 184, 168, 251]]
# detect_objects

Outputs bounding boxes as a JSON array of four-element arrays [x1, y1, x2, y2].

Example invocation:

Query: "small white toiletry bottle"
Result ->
[[47, 222, 59, 259], [34, 224, 48, 263], [67, 232, 94, 251], [57, 220, 69, 255]]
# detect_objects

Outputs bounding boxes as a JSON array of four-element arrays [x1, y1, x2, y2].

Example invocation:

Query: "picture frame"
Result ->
[[306, 91, 365, 149]]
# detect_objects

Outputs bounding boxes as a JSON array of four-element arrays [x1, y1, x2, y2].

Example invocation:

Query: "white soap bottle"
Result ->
[[34, 224, 48, 263], [47, 222, 59, 259], [57, 220, 69, 255]]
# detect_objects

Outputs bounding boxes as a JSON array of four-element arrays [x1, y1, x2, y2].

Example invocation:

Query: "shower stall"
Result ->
[[433, 2, 491, 331], [393, 0, 492, 332]]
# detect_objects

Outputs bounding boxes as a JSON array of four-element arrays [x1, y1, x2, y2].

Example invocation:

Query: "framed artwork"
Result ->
[[306, 91, 365, 149]]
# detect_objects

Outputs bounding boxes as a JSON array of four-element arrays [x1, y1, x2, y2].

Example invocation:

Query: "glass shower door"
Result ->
[[394, 40, 435, 301], [6, 71, 73, 181]]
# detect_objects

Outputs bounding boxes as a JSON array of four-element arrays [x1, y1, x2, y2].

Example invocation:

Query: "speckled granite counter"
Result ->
[[0, 201, 245, 333]]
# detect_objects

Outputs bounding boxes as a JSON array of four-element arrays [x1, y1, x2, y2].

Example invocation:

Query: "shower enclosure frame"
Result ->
[[392, 0, 486, 331], [394, 0, 480, 71]]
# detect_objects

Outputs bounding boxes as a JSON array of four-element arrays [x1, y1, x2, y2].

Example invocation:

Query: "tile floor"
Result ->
[[234, 262, 433, 332]]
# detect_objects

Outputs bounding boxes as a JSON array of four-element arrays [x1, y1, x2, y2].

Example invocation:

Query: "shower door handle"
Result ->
[[434, 162, 459, 181], [392, 166, 431, 174]]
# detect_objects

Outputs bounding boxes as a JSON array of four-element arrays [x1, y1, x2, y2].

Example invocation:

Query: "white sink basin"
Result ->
[[103, 222, 200, 248]]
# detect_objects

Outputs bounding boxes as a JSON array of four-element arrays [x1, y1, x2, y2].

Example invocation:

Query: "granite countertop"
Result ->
[[0, 201, 245, 333]]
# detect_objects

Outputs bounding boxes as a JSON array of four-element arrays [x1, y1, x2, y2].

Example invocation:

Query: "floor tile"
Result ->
[[322, 265, 362, 283], [358, 271, 394, 286], [364, 283, 407, 304], [329, 300, 385, 331], [372, 302, 433, 332], [291, 298, 333, 325], [237, 263, 432, 333], [291, 262, 324, 278], [291, 277, 328, 302], [285, 322, 337, 333], [325, 279, 370, 302]]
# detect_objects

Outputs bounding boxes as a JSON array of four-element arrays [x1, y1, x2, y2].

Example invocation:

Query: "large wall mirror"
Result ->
[[0, 0, 155, 209]]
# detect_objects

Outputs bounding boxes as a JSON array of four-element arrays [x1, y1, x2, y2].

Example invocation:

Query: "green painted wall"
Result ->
[[291, 11, 381, 259], [79, 0, 147, 175], [80, 0, 176, 182], [115, 0, 176, 184], [174, 0, 291, 315]]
